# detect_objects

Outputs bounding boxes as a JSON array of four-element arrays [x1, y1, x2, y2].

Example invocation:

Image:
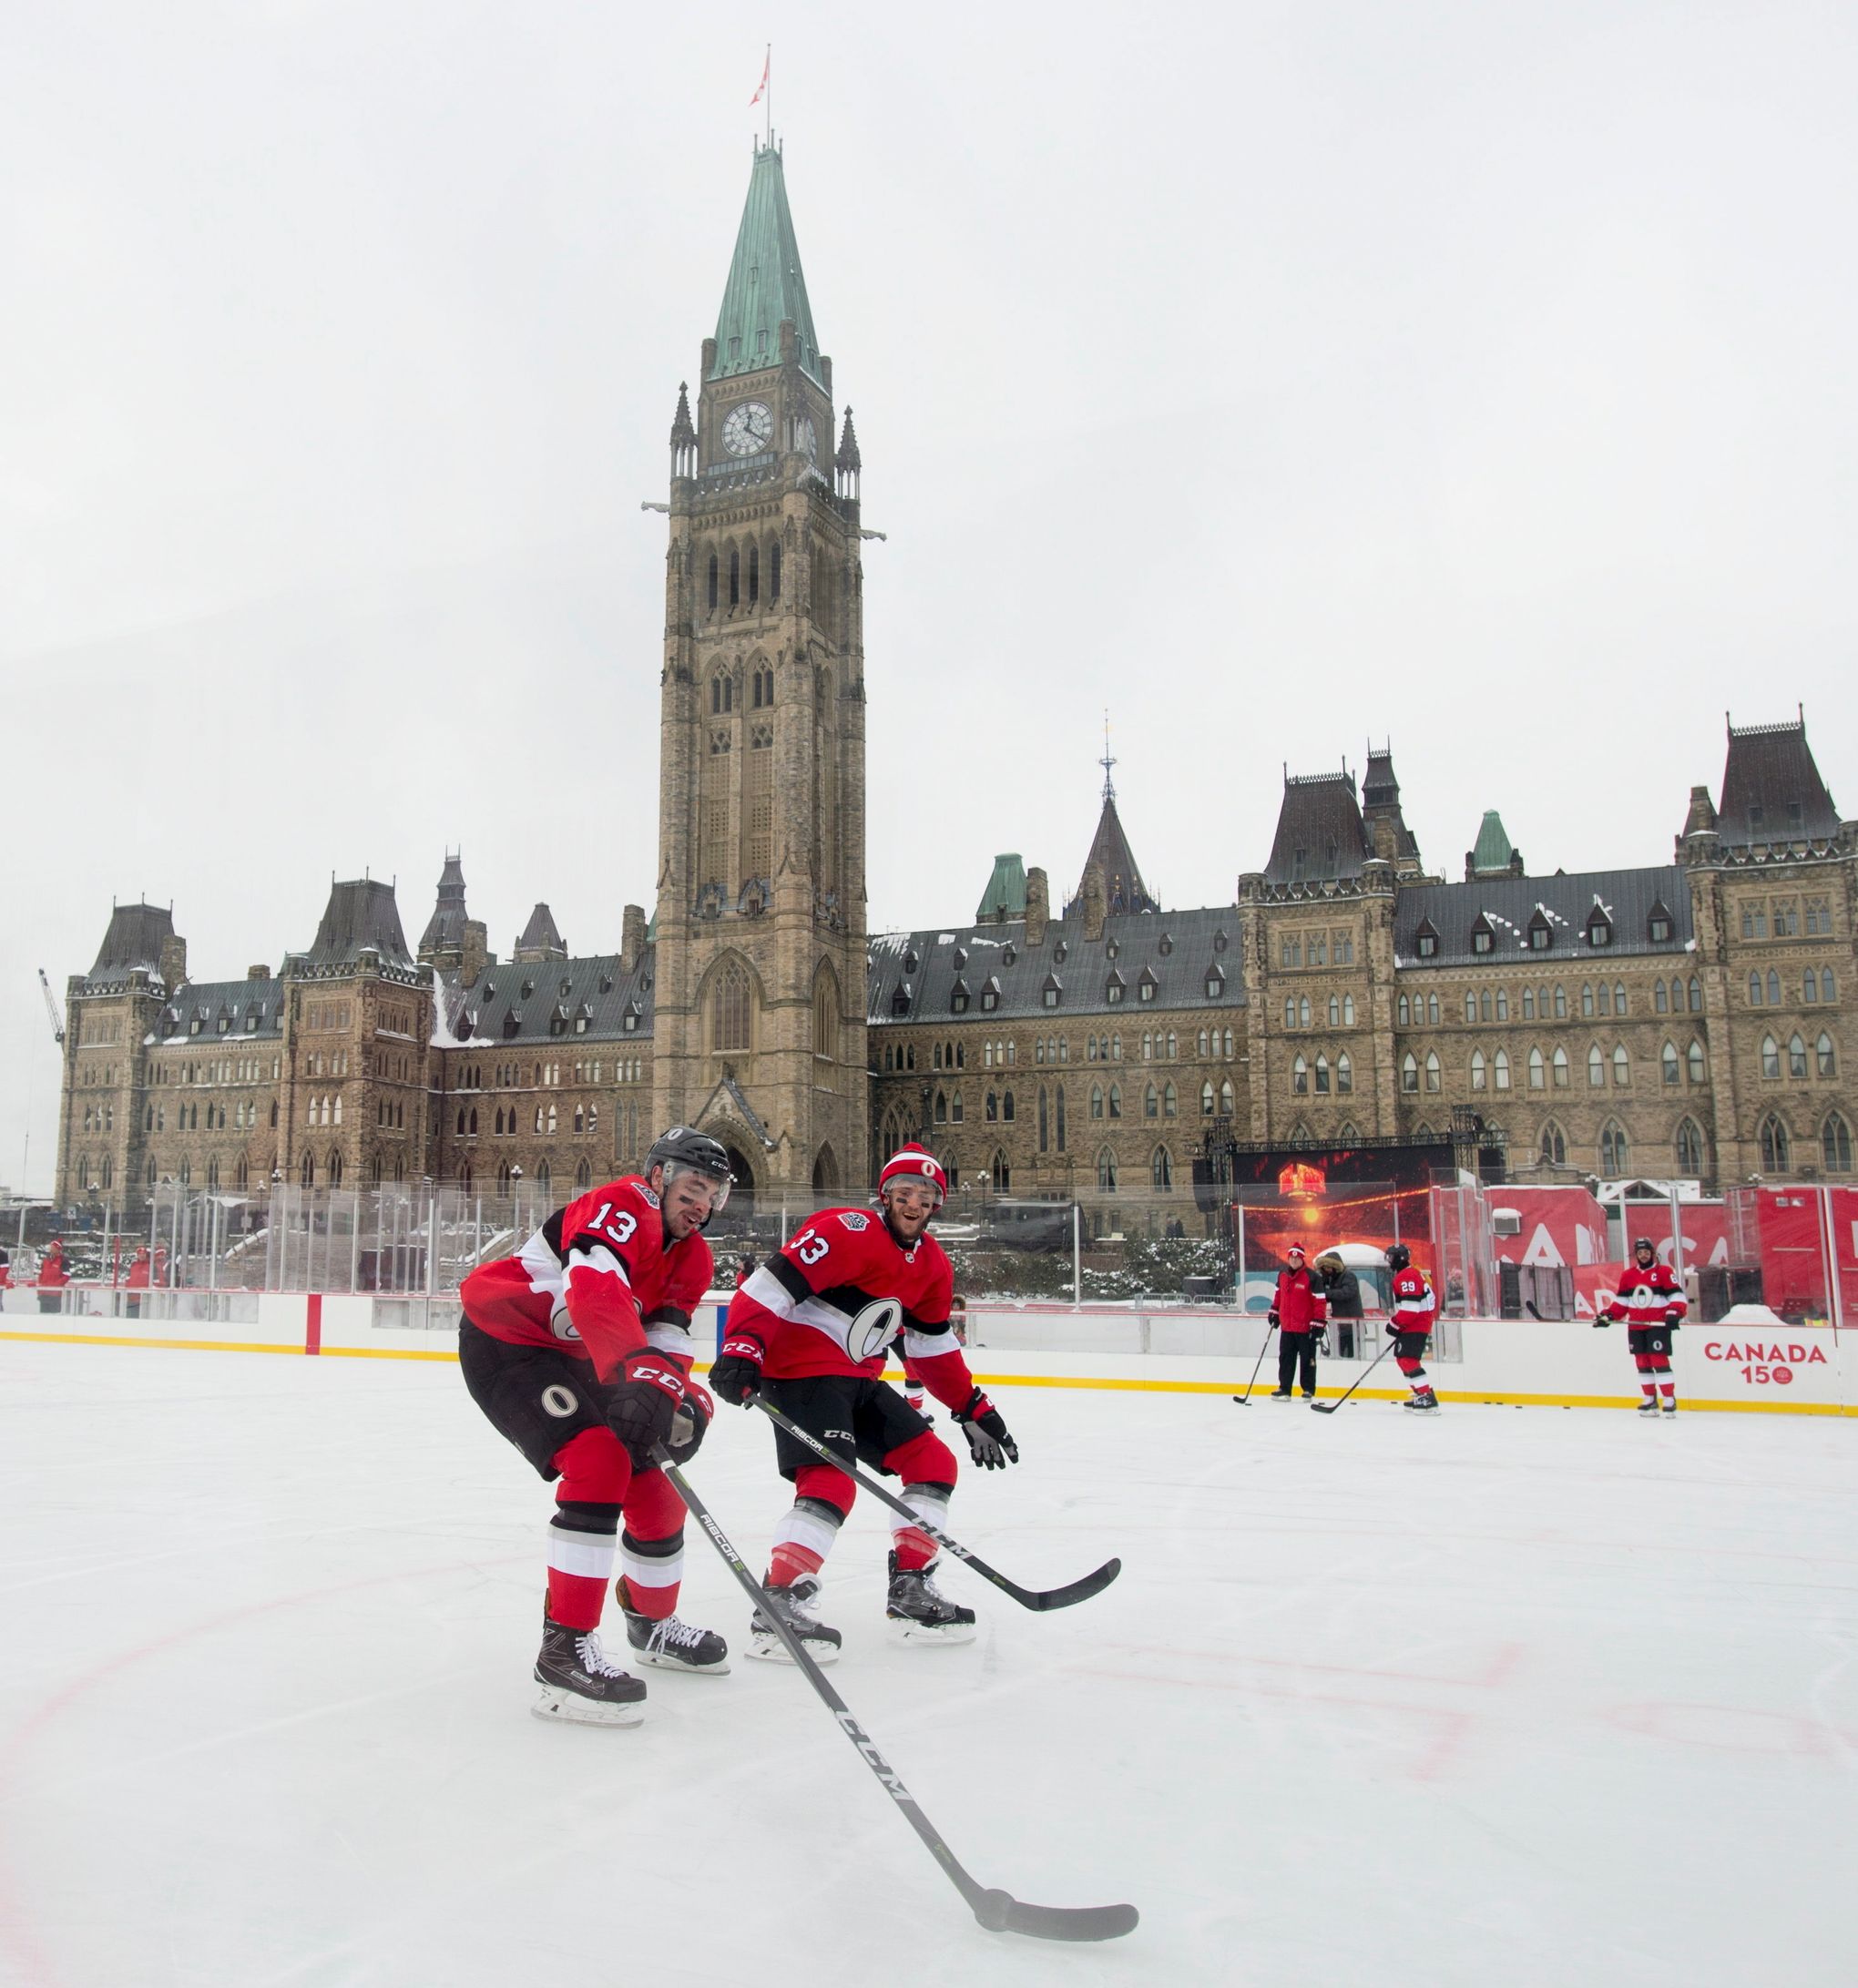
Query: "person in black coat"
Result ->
[[1313, 1251, 1362, 1360]]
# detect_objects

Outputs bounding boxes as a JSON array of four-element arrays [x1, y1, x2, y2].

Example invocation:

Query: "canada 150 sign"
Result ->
[[1700, 1338, 1831, 1388]]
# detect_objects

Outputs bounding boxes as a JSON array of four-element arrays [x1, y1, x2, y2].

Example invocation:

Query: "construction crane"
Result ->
[[37, 969, 65, 1045]]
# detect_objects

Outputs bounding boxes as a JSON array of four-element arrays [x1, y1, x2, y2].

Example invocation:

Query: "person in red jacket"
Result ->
[[1385, 1243, 1441, 1412], [125, 1246, 151, 1319], [710, 1145, 1019, 1660], [458, 1127, 732, 1725], [1268, 1244, 1328, 1400], [36, 1239, 69, 1314], [1598, 1235, 1687, 1414]]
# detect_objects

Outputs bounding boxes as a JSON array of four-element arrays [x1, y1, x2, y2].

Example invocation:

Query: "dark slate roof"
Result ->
[[1393, 867, 1691, 967], [307, 880, 413, 966], [443, 949, 655, 1045], [419, 855, 469, 954], [1070, 797, 1159, 915], [152, 977, 284, 1045], [1716, 719, 1841, 845], [867, 909, 1245, 1025], [1265, 773, 1371, 885], [1361, 747, 1402, 810], [89, 902, 175, 979], [516, 903, 567, 957]]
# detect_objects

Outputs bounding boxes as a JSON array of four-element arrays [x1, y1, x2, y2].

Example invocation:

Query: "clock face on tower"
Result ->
[[721, 402, 774, 456]]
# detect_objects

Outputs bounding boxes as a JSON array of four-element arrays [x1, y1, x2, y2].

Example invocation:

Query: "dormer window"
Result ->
[[623, 1004, 640, 1034], [1471, 917, 1494, 955], [1042, 974, 1063, 1009], [980, 978, 1000, 1013], [1415, 921, 1440, 960], [1213, 930, 1229, 953], [903, 948, 919, 974], [1106, 940, 1119, 961], [1106, 972, 1126, 1004], [1001, 943, 1016, 966], [950, 979, 970, 1014], [1206, 967, 1226, 999], [951, 946, 967, 970], [892, 984, 913, 1017], [1587, 912, 1613, 948], [1648, 902, 1673, 943], [1138, 968, 1159, 1003], [521, 979, 536, 999], [1054, 942, 1067, 963], [1527, 912, 1553, 951], [1159, 933, 1174, 956]]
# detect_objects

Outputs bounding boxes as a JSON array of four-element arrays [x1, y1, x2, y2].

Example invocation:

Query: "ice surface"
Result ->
[[0, 1343, 1853, 1987]]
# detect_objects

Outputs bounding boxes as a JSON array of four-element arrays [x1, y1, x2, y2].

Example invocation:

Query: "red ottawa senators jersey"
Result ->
[[1388, 1266, 1437, 1334], [460, 1176, 714, 1383], [1607, 1262, 1687, 1327], [726, 1207, 977, 1405]]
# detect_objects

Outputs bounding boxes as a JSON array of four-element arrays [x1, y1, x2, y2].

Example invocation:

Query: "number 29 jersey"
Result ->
[[729, 1207, 964, 1386]]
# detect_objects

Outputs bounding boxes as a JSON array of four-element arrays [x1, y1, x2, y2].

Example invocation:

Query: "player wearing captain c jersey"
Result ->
[[459, 1127, 733, 1725], [1384, 1243, 1441, 1413], [1598, 1235, 1687, 1414], [709, 1145, 1018, 1660]]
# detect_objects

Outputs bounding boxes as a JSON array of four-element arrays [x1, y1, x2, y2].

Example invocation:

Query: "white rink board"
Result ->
[[0, 1340, 1853, 1988]]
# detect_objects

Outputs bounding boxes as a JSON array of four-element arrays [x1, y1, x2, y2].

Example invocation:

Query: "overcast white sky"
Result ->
[[4, 1, 1855, 1195]]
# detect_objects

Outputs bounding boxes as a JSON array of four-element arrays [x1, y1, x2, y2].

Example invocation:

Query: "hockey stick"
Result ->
[[650, 1445, 1139, 1943], [754, 1398, 1120, 1613], [1231, 1320, 1277, 1404], [1309, 1339, 1398, 1413]]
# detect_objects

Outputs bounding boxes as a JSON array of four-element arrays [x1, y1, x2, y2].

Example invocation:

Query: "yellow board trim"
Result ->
[[2, 1329, 1850, 1412]]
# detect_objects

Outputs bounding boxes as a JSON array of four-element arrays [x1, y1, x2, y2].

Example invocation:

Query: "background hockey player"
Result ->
[[36, 1238, 68, 1313], [1385, 1243, 1440, 1412], [1597, 1235, 1686, 1414], [709, 1145, 1018, 1660], [1268, 1244, 1327, 1400], [458, 1127, 733, 1724]]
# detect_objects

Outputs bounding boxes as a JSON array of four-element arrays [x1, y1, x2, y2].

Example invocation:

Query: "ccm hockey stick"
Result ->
[[1231, 1320, 1277, 1403], [652, 1446, 1139, 1943], [753, 1398, 1120, 1613], [1309, 1341, 1398, 1413]]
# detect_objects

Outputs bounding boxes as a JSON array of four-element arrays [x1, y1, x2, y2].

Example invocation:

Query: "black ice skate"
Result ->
[[1638, 1395, 1660, 1415], [620, 1595, 730, 1675], [1403, 1390, 1441, 1414], [534, 1616, 648, 1727], [886, 1553, 977, 1646], [1269, 1387, 1292, 1402], [1659, 1396, 1678, 1415], [747, 1575, 842, 1666]]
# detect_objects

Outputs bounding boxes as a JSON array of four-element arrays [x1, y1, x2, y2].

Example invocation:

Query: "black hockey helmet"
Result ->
[[1385, 1243, 1411, 1270], [1632, 1234, 1657, 1257], [645, 1127, 733, 1214]]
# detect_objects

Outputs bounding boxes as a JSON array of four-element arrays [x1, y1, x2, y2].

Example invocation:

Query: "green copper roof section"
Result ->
[[1469, 810, 1514, 875], [711, 145, 823, 386], [976, 853, 1027, 923]]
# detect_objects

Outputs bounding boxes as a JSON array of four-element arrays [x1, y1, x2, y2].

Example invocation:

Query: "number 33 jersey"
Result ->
[[459, 1176, 714, 1382], [728, 1207, 974, 1396]]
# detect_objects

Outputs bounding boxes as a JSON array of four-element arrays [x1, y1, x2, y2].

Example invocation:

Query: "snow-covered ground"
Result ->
[[0, 1342, 1852, 1988]]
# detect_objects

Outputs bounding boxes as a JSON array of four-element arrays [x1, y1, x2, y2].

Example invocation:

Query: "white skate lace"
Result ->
[[647, 1615, 708, 1652], [573, 1632, 631, 1677]]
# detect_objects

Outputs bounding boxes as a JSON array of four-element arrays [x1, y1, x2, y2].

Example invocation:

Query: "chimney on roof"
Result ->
[[247, 964, 270, 982], [621, 904, 647, 971], [159, 933, 188, 989], [1079, 864, 1108, 943], [1025, 867, 1049, 946], [461, 918, 488, 987]]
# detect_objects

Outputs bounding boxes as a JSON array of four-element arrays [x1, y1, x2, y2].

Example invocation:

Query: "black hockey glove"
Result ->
[[953, 1387, 1018, 1469], [1312, 1330, 1329, 1354], [663, 1378, 713, 1467], [606, 1351, 690, 1466], [1592, 1316, 1612, 1330], [1664, 1310, 1682, 1330], [708, 1331, 766, 1407], [1267, 1310, 1280, 1330]]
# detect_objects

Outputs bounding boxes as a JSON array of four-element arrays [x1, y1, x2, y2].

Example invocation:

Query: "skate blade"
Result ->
[[888, 1616, 978, 1646], [635, 1648, 732, 1676], [531, 1683, 645, 1728], [746, 1628, 840, 1667]]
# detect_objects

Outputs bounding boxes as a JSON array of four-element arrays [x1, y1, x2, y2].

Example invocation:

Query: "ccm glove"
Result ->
[[663, 1378, 713, 1467], [1592, 1316, 1613, 1330], [708, 1332, 766, 1407], [953, 1387, 1019, 1470], [606, 1351, 689, 1464], [1664, 1310, 1683, 1330]]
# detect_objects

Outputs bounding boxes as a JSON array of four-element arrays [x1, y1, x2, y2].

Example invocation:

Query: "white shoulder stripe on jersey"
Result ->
[[902, 1324, 955, 1362], [565, 1239, 631, 1286], [741, 1263, 799, 1317]]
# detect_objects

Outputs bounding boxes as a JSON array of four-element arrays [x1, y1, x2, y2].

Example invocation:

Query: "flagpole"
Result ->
[[765, 43, 772, 148]]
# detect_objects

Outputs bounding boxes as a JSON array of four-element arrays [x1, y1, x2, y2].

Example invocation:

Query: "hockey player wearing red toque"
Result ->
[[36, 1239, 69, 1314], [459, 1127, 734, 1725], [710, 1144, 1018, 1660], [1267, 1244, 1328, 1400], [1385, 1244, 1441, 1412], [1597, 1236, 1687, 1414]]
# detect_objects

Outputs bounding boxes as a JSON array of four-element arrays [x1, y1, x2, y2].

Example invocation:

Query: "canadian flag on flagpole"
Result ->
[[750, 49, 770, 107]]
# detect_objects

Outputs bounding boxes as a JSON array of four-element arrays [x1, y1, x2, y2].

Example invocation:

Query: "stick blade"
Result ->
[[1310, 1402, 1341, 1414], [1028, 1556, 1121, 1612], [985, 1894, 1139, 1942]]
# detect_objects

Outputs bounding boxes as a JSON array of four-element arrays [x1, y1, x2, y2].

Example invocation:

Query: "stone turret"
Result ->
[[1025, 867, 1049, 946], [620, 903, 648, 971]]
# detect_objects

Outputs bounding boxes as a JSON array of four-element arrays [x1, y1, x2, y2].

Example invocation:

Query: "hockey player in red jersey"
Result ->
[[459, 1127, 733, 1724], [1598, 1235, 1687, 1414], [1384, 1243, 1441, 1412], [709, 1144, 1018, 1660]]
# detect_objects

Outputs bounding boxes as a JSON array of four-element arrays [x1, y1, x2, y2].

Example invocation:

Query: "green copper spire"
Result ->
[[711, 143, 822, 385], [1470, 810, 1514, 875], [976, 853, 1026, 924]]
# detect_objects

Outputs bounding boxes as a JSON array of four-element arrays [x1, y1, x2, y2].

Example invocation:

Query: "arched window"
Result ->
[[934, 1090, 947, 1125], [1090, 1083, 1104, 1119], [1655, 981, 1669, 1014], [1817, 1032, 1837, 1077], [1588, 1044, 1606, 1088], [707, 552, 718, 611], [1219, 1079, 1234, 1114], [1335, 1052, 1353, 1094], [985, 1089, 998, 1122], [1528, 1046, 1546, 1090], [1329, 994, 1340, 1026], [1767, 970, 1781, 1005], [1582, 984, 1596, 1017], [1425, 995, 1440, 1025], [1465, 993, 1477, 1025], [1689, 977, 1703, 1012], [1402, 1053, 1419, 1094], [1151, 1147, 1172, 1190], [1822, 967, 1837, 1001], [1749, 972, 1763, 1006], [1787, 1033, 1808, 1079], [300, 1151, 314, 1187], [1108, 1083, 1122, 1119], [1494, 1048, 1510, 1091], [1299, 996, 1311, 1028], [712, 960, 751, 1051], [1343, 994, 1355, 1025], [769, 541, 781, 602], [1163, 1081, 1178, 1116], [1144, 1082, 1159, 1117], [1676, 1118, 1705, 1176], [1291, 1055, 1309, 1095], [1470, 1049, 1486, 1091], [990, 1150, 1011, 1192], [1057, 1086, 1067, 1149], [576, 1157, 592, 1190], [1614, 983, 1628, 1014], [728, 546, 740, 607], [813, 976, 837, 1059], [747, 543, 760, 605], [1612, 1044, 1630, 1086], [1097, 1148, 1118, 1192], [1314, 1055, 1331, 1094], [1540, 1122, 1566, 1167], [1201, 1080, 1215, 1115], [1661, 1041, 1680, 1086], [1761, 1034, 1781, 1080], [1424, 1052, 1441, 1093], [1398, 994, 1411, 1025], [1822, 1113, 1853, 1173], [1688, 1040, 1706, 1086], [1038, 1087, 1049, 1151], [1759, 1116, 1791, 1173], [1598, 1122, 1628, 1176]]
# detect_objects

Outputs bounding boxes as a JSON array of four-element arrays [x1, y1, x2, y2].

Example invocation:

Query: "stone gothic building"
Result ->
[[55, 148, 1856, 1221]]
